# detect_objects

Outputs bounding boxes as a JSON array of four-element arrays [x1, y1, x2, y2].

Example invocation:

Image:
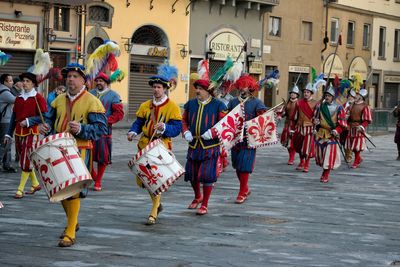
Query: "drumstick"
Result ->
[[149, 114, 164, 142], [34, 96, 45, 124]]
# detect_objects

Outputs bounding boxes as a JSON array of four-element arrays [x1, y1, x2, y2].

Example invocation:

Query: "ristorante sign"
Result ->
[[208, 31, 245, 61], [0, 20, 38, 50]]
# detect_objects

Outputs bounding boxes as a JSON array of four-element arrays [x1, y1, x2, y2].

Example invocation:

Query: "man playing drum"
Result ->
[[127, 70, 182, 225], [34, 63, 107, 247], [90, 72, 124, 191], [5, 72, 47, 199], [182, 79, 227, 215]]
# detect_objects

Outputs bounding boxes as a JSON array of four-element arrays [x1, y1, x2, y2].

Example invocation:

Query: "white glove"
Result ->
[[201, 129, 213, 140], [357, 125, 365, 133], [331, 130, 339, 137], [184, 131, 193, 142], [127, 131, 137, 141]]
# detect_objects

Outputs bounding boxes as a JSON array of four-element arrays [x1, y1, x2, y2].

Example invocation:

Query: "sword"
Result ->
[[334, 136, 351, 168], [362, 131, 376, 148]]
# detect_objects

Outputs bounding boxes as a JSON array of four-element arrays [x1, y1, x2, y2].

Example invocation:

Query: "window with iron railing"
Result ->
[[363, 24, 370, 49], [347, 21, 355, 46], [394, 29, 400, 60], [379, 26, 386, 59], [54, 7, 69, 32]]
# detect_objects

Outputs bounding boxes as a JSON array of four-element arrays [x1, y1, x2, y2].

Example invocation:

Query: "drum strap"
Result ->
[[60, 97, 72, 132], [150, 103, 156, 137]]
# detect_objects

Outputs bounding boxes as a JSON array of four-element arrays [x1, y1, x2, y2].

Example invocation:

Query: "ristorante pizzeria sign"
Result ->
[[209, 31, 245, 61], [0, 20, 38, 50]]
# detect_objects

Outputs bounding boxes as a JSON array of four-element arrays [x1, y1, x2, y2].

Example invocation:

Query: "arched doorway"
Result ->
[[128, 25, 169, 118]]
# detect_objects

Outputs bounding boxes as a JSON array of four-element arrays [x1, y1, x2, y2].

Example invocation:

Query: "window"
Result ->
[[269, 16, 281, 37], [301, 21, 312, 41], [378, 26, 386, 59], [363, 24, 370, 49], [347, 21, 355, 46], [395, 29, 400, 60], [86, 3, 114, 28], [330, 18, 339, 43], [54, 7, 69, 32]]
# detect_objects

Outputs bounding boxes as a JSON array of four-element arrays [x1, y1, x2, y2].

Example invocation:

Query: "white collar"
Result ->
[[19, 89, 37, 100], [153, 95, 168, 106], [67, 86, 86, 102], [97, 87, 110, 96], [199, 96, 212, 105]]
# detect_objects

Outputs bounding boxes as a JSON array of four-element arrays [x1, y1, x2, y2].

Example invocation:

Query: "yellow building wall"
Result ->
[[85, 0, 190, 108]]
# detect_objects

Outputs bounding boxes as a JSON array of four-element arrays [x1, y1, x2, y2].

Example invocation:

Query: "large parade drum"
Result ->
[[30, 133, 93, 202], [128, 139, 184, 196]]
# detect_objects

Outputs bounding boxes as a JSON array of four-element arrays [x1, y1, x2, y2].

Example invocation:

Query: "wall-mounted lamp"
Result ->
[[126, 0, 131, 7], [122, 37, 133, 53], [14, 10, 23, 18], [47, 28, 57, 43], [205, 49, 216, 60], [246, 52, 255, 63], [177, 44, 189, 59]]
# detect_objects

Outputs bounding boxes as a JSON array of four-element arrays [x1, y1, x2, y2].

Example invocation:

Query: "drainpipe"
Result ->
[[321, 0, 329, 55]]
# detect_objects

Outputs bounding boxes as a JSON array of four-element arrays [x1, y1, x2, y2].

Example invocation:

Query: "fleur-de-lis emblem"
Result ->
[[221, 112, 244, 141], [248, 114, 276, 143], [138, 163, 163, 185]]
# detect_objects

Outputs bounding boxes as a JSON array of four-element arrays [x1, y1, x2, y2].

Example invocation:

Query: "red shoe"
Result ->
[[14, 190, 24, 199], [93, 185, 102, 191], [196, 206, 208, 215], [303, 167, 309, 173], [26, 185, 41, 195], [235, 191, 251, 204], [287, 160, 294, 165], [320, 176, 329, 183], [296, 161, 304, 170], [188, 197, 203, 209]]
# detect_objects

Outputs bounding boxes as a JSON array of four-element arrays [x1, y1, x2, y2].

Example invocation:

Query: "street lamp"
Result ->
[[177, 44, 189, 59]]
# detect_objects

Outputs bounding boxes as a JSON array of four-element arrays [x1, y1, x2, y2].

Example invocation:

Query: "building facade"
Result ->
[[262, 0, 324, 106], [84, 0, 190, 119], [189, 0, 279, 100], [0, 0, 91, 94], [332, 0, 400, 109]]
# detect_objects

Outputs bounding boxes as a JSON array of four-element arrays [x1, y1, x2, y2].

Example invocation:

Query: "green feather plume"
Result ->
[[110, 69, 126, 83], [209, 57, 234, 89], [311, 67, 317, 83]]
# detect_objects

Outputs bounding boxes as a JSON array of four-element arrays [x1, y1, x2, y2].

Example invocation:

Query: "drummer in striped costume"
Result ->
[[182, 79, 227, 215], [345, 88, 372, 169], [34, 63, 107, 247], [314, 85, 347, 183], [5, 72, 47, 199], [228, 75, 267, 204], [127, 69, 182, 225], [293, 83, 318, 173], [278, 84, 299, 165], [89, 72, 124, 191]]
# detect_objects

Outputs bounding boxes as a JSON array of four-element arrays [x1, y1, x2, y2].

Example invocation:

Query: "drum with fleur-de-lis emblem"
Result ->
[[128, 139, 184, 196], [30, 133, 93, 202]]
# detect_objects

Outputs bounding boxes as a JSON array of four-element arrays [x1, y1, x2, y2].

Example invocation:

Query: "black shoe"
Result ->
[[3, 166, 17, 173]]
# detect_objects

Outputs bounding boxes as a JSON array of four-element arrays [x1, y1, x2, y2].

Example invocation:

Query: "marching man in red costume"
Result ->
[[293, 83, 319, 173], [314, 85, 347, 183], [278, 84, 299, 165], [5, 72, 47, 199], [90, 72, 124, 191], [228, 75, 266, 204], [182, 79, 227, 215], [345, 88, 372, 168]]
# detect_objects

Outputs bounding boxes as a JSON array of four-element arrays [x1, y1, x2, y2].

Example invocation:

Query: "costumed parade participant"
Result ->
[[182, 76, 227, 215], [90, 72, 124, 191], [314, 85, 347, 183], [5, 72, 47, 198], [228, 75, 267, 204], [393, 101, 400, 160], [127, 62, 182, 225], [35, 63, 107, 247], [341, 81, 356, 163], [293, 78, 322, 173], [345, 84, 372, 169], [278, 84, 299, 165]]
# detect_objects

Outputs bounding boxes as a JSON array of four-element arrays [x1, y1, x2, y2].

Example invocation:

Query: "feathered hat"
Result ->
[[94, 72, 110, 84], [259, 69, 280, 91], [149, 60, 178, 89], [19, 72, 38, 87], [324, 83, 335, 97], [62, 63, 86, 79], [209, 57, 243, 92], [26, 49, 62, 84], [350, 73, 363, 93], [192, 59, 211, 92], [234, 75, 259, 92]]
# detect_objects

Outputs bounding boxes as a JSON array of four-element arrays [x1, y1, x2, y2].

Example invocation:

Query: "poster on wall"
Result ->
[[0, 19, 38, 50]]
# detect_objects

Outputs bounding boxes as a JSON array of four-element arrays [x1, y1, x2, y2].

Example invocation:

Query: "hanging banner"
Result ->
[[245, 110, 278, 148]]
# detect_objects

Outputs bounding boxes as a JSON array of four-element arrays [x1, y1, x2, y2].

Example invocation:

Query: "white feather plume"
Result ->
[[224, 62, 243, 83], [32, 49, 52, 76]]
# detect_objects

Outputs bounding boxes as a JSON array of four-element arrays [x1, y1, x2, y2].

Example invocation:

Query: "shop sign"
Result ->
[[249, 61, 263, 74], [349, 57, 368, 80], [0, 19, 38, 50], [208, 31, 245, 61], [323, 53, 344, 78], [384, 75, 400, 83], [289, 65, 309, 73], [131, 44, 168, 57]]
